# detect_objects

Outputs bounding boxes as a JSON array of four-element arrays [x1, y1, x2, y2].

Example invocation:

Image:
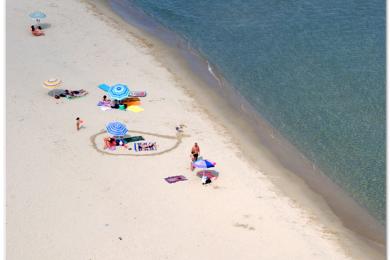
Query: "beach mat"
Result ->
[[196, 170, 219, 179], [123, 100, 141, 106], [123, 97, 141, 102], [127, 106, 144, 113], [164, 175, 187, 184], [123, 136, 144, 143], [129, 91, 147, 97], [98, 83, 110, 92]]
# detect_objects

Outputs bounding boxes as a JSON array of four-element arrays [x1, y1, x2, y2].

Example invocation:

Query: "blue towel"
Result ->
[[98, 83, 110, 92]]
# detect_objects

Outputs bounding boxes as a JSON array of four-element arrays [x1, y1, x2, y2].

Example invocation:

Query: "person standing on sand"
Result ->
[[190, 143, 200, 170], [191, 142, 200, 161], [76, 117, 84, 131]]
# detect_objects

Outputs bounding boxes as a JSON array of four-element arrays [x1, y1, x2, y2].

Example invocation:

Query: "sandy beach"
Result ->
[[6, 0, 385, 259]]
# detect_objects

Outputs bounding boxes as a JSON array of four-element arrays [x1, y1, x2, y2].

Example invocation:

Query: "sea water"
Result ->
[[111, 0, 386, 224]]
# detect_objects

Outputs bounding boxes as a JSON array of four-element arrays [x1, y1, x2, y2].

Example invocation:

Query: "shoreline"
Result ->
[[7, 0, 385, 259], [97, 0, 385, 250]]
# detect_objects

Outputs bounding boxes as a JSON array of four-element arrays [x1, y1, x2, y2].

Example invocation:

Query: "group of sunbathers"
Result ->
[[136, 142, 157, 151], [54, 89, 88, 99], [98, 95, 128, 110], [103, 137, 128, 150], [31, 25, 44, 36], [103, 138, 157, 152]]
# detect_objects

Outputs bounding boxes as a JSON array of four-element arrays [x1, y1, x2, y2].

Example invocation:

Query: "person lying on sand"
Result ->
[[111, 100, 119, 109], [138, 142, 156, 151], [104, 137, 128, 149], [104, 137, 116, 149], [64, 89, 88, 97], [116, 139, 128, 148], [176, 125, 184, 132], [31, 25, 44, 36]]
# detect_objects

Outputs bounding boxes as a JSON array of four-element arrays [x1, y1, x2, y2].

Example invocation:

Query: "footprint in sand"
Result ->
[[233, 222, 256, 231]]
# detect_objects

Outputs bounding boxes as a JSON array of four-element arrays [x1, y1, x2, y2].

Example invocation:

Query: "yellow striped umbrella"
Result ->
[[43, 79, 62, 96], [43, 78, 62, 89]]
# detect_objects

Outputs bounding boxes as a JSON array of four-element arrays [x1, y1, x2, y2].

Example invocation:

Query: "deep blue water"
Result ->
[[114, 0, 386, 223]]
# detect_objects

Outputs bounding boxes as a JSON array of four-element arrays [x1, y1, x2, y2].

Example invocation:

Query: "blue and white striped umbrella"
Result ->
[[29, 11, 47, 19], [192, 159, 216, 169], [106, 121, 128, 137], [107, 84, 130, 101]]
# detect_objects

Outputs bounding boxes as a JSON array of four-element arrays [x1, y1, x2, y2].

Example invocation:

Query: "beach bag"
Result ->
[[202, 175, 211, 185]]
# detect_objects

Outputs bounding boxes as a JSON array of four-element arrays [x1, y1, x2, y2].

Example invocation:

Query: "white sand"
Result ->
[[6, 0, 384, 259]]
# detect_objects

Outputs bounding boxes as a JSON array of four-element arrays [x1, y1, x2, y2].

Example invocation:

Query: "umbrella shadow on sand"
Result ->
[[39, 23, 51, 29], [47, 89, 66, 97]]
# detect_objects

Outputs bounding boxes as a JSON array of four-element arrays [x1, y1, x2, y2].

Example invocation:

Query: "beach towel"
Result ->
[[98, 83, 110, 92], [134, 142, 157, 152], [129, 91, 147, 97], [123, 136, 144, 143], [97, 101, 111, 106], [69, 91, 88, 97], [122, 97, 141, 106], [164, 175, 187, 184], [100, 106, 111, 111], [108, 145, 116, 151], [127, 106, 144, 113], [123, 97, 141, 102], [124, 100, 141, 106]]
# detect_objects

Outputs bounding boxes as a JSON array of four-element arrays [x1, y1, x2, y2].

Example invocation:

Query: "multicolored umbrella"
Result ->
[[192, 159, 216, 169], [107, 84, 130, 100], [106, 121, 128, 137], [196, 170, 218, 179]]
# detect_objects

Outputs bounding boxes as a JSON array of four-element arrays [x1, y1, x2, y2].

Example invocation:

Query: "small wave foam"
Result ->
[[207, 61, 223, 88]]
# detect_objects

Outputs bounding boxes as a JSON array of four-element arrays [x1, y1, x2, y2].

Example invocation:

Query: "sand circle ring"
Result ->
[[90, 130, 188, 156]]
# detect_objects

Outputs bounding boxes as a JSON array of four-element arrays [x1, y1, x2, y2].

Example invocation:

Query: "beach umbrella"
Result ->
[[43, 78, 62, 88], [43, 78, 62, 96], [106, 121, 128, 137], [192, 159, 216, 169], [29, 11, 46, 24], [107, 84, 130, 101]]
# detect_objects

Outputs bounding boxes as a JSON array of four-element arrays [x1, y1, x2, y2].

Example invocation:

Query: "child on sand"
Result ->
[[76, 117, 84, 131]]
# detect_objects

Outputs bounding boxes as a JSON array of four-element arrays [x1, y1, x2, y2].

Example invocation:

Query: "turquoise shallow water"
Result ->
[[112, 0, 386, 224]]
